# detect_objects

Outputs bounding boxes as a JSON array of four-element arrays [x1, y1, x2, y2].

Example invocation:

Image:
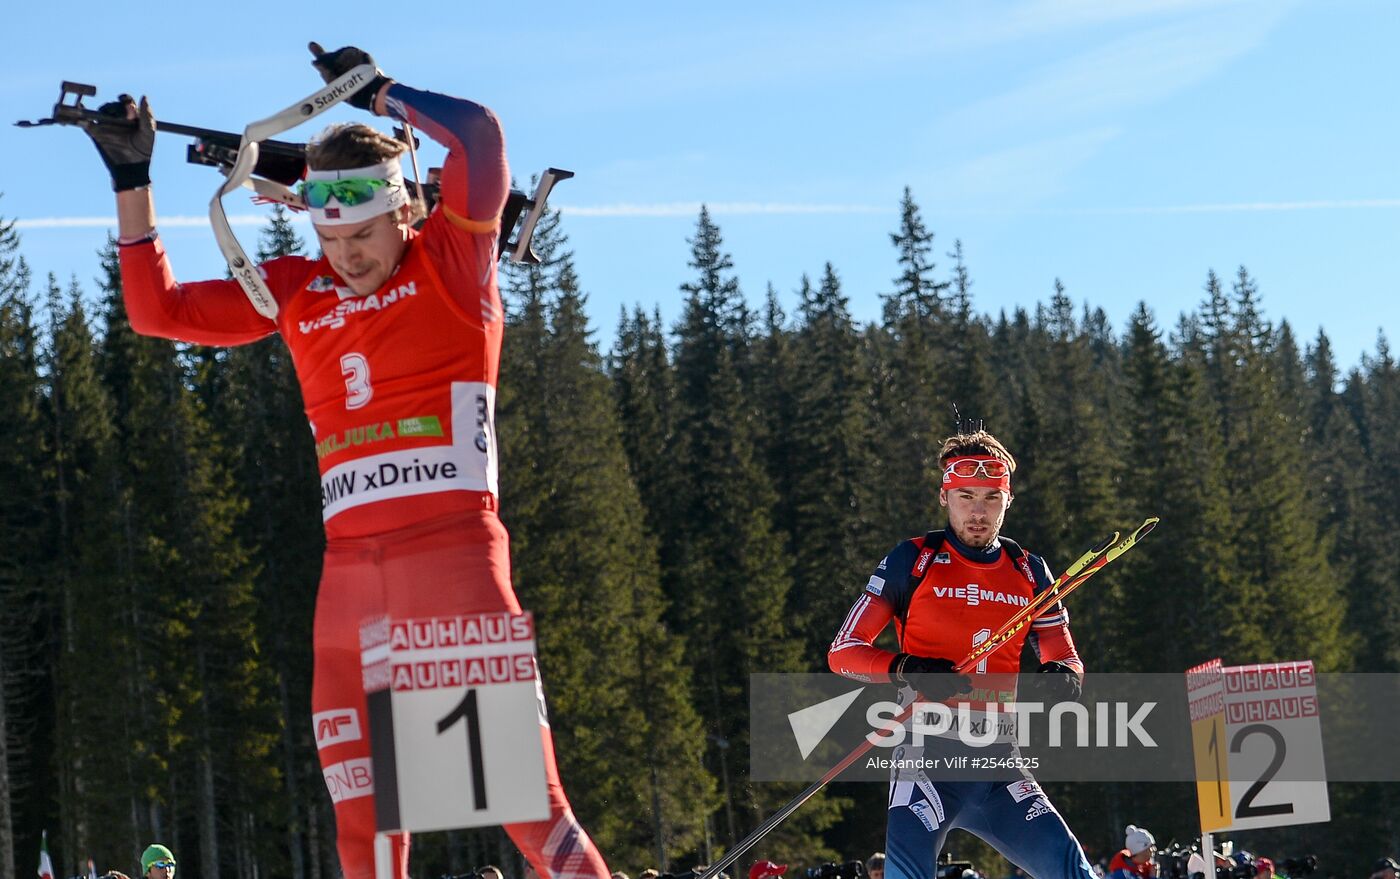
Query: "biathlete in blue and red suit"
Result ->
[[828, 430, 1096, 879]]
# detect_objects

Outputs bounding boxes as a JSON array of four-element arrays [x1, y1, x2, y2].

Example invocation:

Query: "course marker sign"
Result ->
[[361, 612, 550, 832], [1187, 658, 1329, 833]]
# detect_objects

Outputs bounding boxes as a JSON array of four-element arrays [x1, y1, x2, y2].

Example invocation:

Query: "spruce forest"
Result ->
[[1, 189, 1396, 879]]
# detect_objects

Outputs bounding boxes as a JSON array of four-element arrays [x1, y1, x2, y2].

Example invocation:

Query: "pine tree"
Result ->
[[610, 306, 678, 574], [870, 189, 952, 541], [941, 241, 1005, 432], [499, 208, 717, 866], [1197, 268, 1346, 668], [1301, 331, 1372, 672], [1351, 336, 1400, 668], [750, 285, 798, 542], [1012, 281, 1123, 663], [784, 264, 877, 657], [884, 186, 947, 326], [1114, 304, 1236, 671], [665, 209, 839, 860], [92, 237, 271, 875], [0, 209, 42, 879]]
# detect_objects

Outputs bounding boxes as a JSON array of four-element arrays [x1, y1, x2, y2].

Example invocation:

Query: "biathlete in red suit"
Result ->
[[828, 430, 1095, 879], [83, 43, 610, 879]]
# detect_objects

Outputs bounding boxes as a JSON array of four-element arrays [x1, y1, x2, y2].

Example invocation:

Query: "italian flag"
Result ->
[[37, 832, 54, 879]]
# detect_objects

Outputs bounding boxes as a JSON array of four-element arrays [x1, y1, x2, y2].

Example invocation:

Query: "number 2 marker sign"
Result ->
[[1186, 658, 1329, 833], [361, 612, 551, 832]]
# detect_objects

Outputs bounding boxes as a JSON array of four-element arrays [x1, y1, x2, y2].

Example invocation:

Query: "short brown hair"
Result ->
[[938, 429, 1017, 472], [306, 122, 406, 171]]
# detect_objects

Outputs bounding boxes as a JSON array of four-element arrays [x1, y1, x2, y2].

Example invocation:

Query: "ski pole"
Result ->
[[696, 518, 1157, 879]]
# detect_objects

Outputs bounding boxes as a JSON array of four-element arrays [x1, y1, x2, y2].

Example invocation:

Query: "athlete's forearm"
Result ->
[[379, 83, 508, 225], [116, 187, 156, 242], [828, 593, 898, 682], [1027, 622, 1084, 674]]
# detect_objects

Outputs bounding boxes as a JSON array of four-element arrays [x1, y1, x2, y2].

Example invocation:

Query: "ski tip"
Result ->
[[1091, 531, 1120, 554], [1136, 517, 1160, 537]]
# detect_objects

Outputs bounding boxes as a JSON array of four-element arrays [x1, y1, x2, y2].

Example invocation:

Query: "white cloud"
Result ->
[[15, 215, 283, 230], [14, 203, 888, 230], [940, 2, 1289, 137], [931, 0, 1279, 53], [926, 197, 1400, 216], [556, 202, 886, 218], [1064, 198, 1400, 215], [930, 127, 1123, 207]]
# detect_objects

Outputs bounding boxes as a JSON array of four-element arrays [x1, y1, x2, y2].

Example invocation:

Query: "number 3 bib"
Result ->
[[277, 240, 503, 529]]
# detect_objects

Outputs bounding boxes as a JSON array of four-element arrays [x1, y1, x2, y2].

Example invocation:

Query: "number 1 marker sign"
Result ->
[[361, 612, 551, 832]]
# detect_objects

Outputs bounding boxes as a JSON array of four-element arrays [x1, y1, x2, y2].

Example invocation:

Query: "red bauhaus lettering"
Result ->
[[437, 617, 461, 646], [465, 657, 487, 685], [441, 660, 464, 687], [414, 662, 438, 688], [484, 615, 508, 643], [392, 664, 415, 691], [411, 620, 435, 648], [390, 622, 412, 650], [461, 617, 484, 646], [487, 656, 511, 682]]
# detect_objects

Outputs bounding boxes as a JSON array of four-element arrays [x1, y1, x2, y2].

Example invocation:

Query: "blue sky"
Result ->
[[4, 0, 1396, 367]]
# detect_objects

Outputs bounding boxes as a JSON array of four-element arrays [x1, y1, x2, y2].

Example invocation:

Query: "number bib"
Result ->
[[360, 612, 550, 832]]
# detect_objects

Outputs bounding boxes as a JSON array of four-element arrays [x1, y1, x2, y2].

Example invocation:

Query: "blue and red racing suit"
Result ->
[[829, 529, 1095, 879], [118, 83, 608, 879]]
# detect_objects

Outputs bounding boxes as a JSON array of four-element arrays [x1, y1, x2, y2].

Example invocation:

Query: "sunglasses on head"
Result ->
[[298, 177, 387, 208], [944, 458, 1009, 479]]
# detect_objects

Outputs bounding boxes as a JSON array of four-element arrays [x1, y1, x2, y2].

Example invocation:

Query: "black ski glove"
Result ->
[[79, 94, 154, 192], [1032, 660, 1083, 703], [891, 653, 973, 702], [309, 42, 392, 112]]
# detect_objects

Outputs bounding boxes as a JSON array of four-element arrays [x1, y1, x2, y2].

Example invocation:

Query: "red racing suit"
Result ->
[[119, 83, 609, 879]]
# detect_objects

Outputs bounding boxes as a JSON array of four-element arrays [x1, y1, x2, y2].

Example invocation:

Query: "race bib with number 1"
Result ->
[[361, 612, 551, 832]]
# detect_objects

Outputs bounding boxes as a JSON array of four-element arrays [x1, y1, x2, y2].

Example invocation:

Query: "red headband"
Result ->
[[941, 455, 1011, 492]]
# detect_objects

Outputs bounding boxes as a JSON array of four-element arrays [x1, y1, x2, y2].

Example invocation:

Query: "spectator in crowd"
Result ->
[[639, 871, 660, 879], [867, 854, 886, 879], [141, 846, 176, 879], [1371, 859, 1399, 879], [1107, 826, 1156, 879], [750, 862, 788, 879], [1253, 858, 1275, 879], [612, 872, 631, 879]]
